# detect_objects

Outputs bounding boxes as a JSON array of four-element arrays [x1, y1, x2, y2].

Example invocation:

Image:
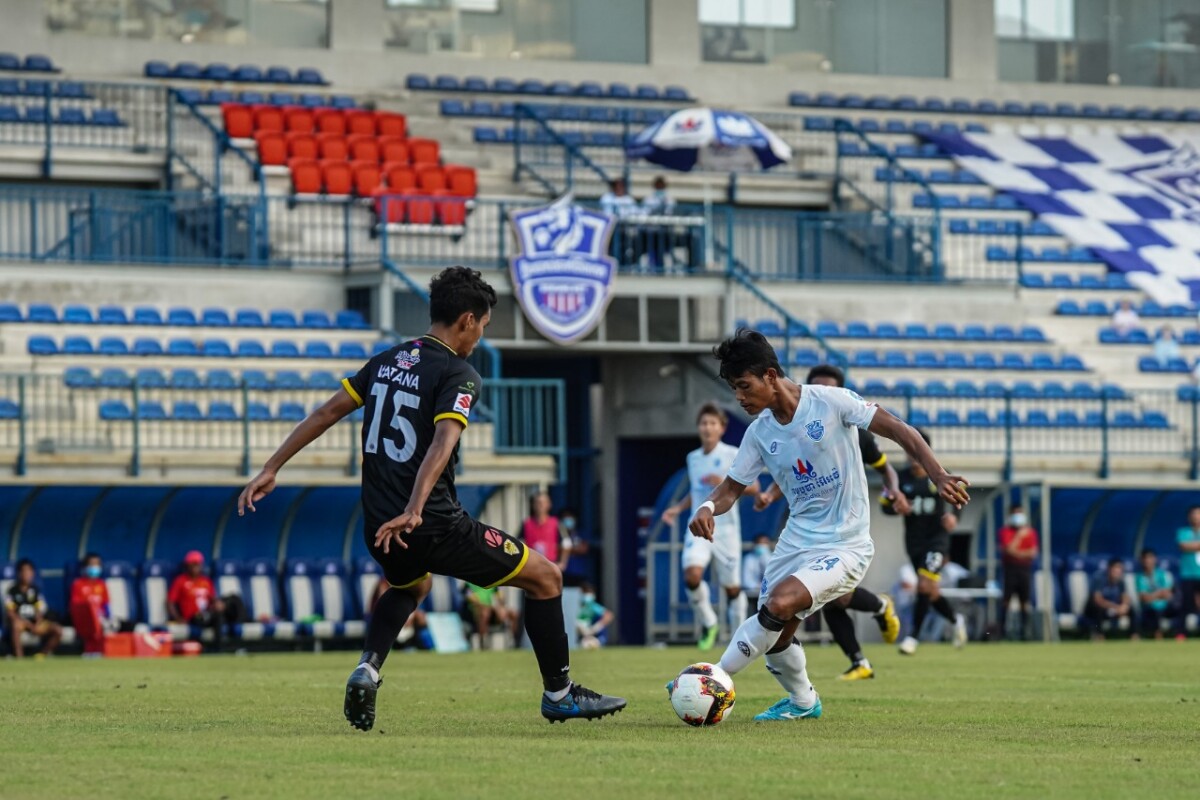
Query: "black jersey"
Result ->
[[342, 335, 482, 533], [858, 429, 887, 470], [5, 584, 45, 622], [883, 466, 947, 549]]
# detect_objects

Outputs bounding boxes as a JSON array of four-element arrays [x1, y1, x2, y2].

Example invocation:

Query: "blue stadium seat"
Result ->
[[277, 402, 306, 422], [242, 370, 271, 389], [962, 324, 988, 341], [845, 321, 871, 338], [246, 402, 272, 421], [815, 321, 841, 339], [307, 371, 340, 390], [27, 303, 58, 323], [862, 379, 890, 396], [205, 89, 235, 105], [1060, 355, 1085, 371], [167, 339, 199, 357], [132, 338, 163, 356], [144, 60, 171, 79], [269, 310, 298, 328], [268, 92, 296, 106], [136, 401, 167, 420], [884, 351, 909, 368], [852, 352, 880, 368], [236, 309, 265, 327], [97, 337, 127, 356], [88, 109, 121, 127], [971, 352, 997, 370], [98, 368, 131, 388], [1001, 353, 1027, 370], [913, 351, 940, 369], [167, 308, 197, 326], [205, 369, 236, 390], [875, 322, 900, 339], [908, 409, 932, 427], [170, 369, 202, 389], [202, 339, 232, 358], [265, 66, 293, 84], [303, 341, 333, 359], [203, 63, 233, 82], [295, 68, 326, 86], [236, 340, 266, 358], [135, 368, 166, 388], [904, 323, 930, 339], [99, 400, 132, 421], [991, 324, 1016, 342], [933, 324, 957, 340], [298, 93, 325, 108], [201, 308, 231, 327], [935, 409, 961, 427], [1025, 410, 1052, 427], [23, 55, 56, 72], [924, 380, 951, 397], [337, 342, 368, 359], [0, 399, 19, 420], [1041, 381, 1067, 398], [1143, 411, 1169, 429], [207, 402, 238, 421], [238, 91, 265, 105], [953, 380, 980, 397], [1029, 353, 1056, 371], [172, 401, 203, 421], [301, 310, 332, 328], [63, 336, 93, 355], [273, 371, 305, 390], [270, 341, 300, 358], [462, 76, 489, 93], [1011, 381, 1038, 398], [133, 306, 163, 325], [1179, 385, 1200, 402], [27, 336, 57, 356], [1054, 410, 1081, 428], [97, 306, 127, 325], [64, 367, 95, 388], [55, 107, 86, 125], [169, 61, 202, 79]]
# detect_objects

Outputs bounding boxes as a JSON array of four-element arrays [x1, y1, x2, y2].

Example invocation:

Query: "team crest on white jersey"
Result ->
[[805, 420, 824, 441]]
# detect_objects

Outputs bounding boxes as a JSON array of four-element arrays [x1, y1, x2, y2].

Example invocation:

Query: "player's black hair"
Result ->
[[1189, 504, 1200, 515], [805, 364, 845, 387], [713, 329, 782, 385], [913, 427, 931, 446], [1107, 558, 1123, 571], [15, 558, 33, 573], [1140, 548, 1156, 559], [695, 402, 728, 426], [82, 552, 101, 566], [579, 581, 595, 594], [1008, 503, 1024, 513], [428, 266, 497, 326], [527, 489, 551, 517]]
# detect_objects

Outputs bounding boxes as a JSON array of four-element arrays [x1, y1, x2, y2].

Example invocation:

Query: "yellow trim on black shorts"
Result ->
[[867, 453, 887, 469], [390, 572, 431, 590], [485, 543, 530, 589], [434, 411, 469, 428], [341, 377, 364, 407], [918, 568, 942, 582]]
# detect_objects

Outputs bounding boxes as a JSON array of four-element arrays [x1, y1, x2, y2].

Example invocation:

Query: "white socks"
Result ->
[[687, 582, 719, 629], [544, 683, 572, 702], [717, 614, 781, 675], [764, 641, 817, 708], [359, 662, 380, 683], [727, 591, 749, 631]]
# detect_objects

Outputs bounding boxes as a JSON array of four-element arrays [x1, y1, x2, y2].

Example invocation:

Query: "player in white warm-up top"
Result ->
[[661, 403, 757, 650], [689, 330, 969, 721]]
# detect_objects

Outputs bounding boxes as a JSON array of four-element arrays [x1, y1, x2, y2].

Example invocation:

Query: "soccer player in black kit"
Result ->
[[883, 428, 968, 654], [237, 266, 625, 729]]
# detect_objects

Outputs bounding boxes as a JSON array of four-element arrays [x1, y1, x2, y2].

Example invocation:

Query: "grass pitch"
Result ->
[[3, 641, 1198, 800]]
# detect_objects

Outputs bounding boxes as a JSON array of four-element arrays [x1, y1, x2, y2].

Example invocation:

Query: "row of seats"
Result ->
[[948, 219, 1058, 236], [0, 53, 57, 72], [1056, 299, 1197, 317], [787, 91, 1200, 122], [0, 79, 92, 98], [1054, 555, 1199, 632], [256, 132, 428, 164], [1101, 328, 1200, 345], [286, 159, 475, 207], [0, 400, 17, 420], [986, 245, 1099, 264], [840, 141, 947, 160], [846, 350, 1085, 371], [372, 193, 469, 227], [97, 398, 353, 423], [0, 106, 122, 126], [1139, 357, 1199, 374], [859, 379, 1125, 399], [913, 193, 1019, 210], [28, 337, 377, 360], [407, 73, 692, 101], [223, 104, 404, 140], [1021, 273, 1132, 290], [145, 61, 326, 85], [440, 98, 671, 125], [473, 126, 632, 149], [0, 304, 367, 329], [65, 367, 350, 391], [177, 87, 355, 109], [875, 166, 984, 185], [806, 116, 986, 135], [752, 319, 1047, 342], [905, 408, 1169, 429]]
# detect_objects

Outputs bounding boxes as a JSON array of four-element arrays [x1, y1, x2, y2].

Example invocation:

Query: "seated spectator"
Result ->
[[575, 581, 614, 649], [1084, 559, 1133, 640], [640, 176, 676, 216], [5, 559, 62, 658], [1177, 504, 1200, 623], [598, 177, 641, 219], [741, 534, 774, 608], [1112, 299, 1140, 335], [69, 553, 131, 655], [1154, 326, 1181, 367], [461, 583, 518, 650], [1135, 549, 1182, 641], [369, 577, 430, 650], [168, 551, 244, 653]]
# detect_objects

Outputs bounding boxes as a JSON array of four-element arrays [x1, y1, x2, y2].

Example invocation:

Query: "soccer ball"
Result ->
[[667, 662, 736, 726]]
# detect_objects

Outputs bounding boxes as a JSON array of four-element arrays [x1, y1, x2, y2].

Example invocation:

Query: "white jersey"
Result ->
[[727, 384, 877, 548], [687, 441, 742, 537]]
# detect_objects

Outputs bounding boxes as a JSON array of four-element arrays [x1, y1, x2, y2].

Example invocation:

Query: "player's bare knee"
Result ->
[[405, 576, 433, 603]]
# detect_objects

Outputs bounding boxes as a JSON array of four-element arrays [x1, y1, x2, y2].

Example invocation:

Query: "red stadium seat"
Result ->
[[406, 195, 435, 225], [347, 134, 380, 163], [314, 109, 346, 136], [415, 164, 447, 193], [253, 105, 285, 133], [288, 158, 321, 194], [286, 132, 318, 160], [221, 104, 254, 139], [384, 163, 417, 192], [316, 132, 348, 161], [376, 112, 407, 138], [320, 159, 353, 195], [378, 136, 409, 165], [284, 107, 315, 134], [254, 131, 287, 166], [351, 160, 382, 196], [408, 137, 440, 167], [372, 191, 405, 224], [444, 165, 478, 197], [438, 198, 467, 226], [345, 110, 377, 137]]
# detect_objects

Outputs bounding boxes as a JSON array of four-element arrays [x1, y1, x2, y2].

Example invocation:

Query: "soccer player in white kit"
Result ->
[[660, 403, 758, 650], [689, 331, 969, 721]]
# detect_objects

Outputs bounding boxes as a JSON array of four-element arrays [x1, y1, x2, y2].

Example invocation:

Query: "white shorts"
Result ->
[[682, 527, 742, 588], [758, 536, 874, 621]]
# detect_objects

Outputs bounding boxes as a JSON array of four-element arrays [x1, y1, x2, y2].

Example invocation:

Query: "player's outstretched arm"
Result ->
[[238, 390, 359, 515], [868, 407, 970, 509], [688, 476, 749, 542], [374, 419, 464, 553]]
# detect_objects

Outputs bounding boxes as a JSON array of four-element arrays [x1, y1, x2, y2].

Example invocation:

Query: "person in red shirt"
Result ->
[[998, 504, 1040, 640], [168, 551, 229, 652], [521, 492, 571, 572], [69, 553, 113, 655]]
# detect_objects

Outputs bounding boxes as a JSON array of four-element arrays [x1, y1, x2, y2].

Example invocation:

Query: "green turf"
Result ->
[[4, 642, 1199, 799]]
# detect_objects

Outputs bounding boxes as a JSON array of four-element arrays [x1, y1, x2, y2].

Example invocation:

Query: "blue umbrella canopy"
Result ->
[[625, 107, 793, 172]]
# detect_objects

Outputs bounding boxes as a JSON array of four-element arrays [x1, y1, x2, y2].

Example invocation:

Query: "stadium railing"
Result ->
[[512, 102, 613, 195], [166, 89, 264, 199], [0, 373, 566, 480]]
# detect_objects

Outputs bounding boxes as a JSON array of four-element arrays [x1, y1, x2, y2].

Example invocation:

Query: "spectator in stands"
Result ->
[[599, 177, 640, 219], [1177, 504, 1200, 625], [559, 507, 592, 587], [741, 534, 774, 608], [1112, 299, 1140, 335], [639, 176, 686, 270], [1154, 326, 1181, 367], [641, 176, 676, 216], [521, 491, 571, 572], [1136, 549, 1182, 641], [1084, 559, 1133, 640], [369, 578, 430, 650], [462, 583, 518, 650], [5, 559, 62, 658], [69, 553, 128, 655], [998, 504, 1039, 640], [575, 581, 614, 649], [168, 551, 242, 653]]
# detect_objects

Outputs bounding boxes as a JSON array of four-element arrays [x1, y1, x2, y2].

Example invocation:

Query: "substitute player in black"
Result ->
[[237, 266, 625, 729], [883, 428, 967, 654]]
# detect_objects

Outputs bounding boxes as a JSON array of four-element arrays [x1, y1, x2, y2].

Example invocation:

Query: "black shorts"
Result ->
[[907, 539, 949, 580], [365, 515, 529, 590]]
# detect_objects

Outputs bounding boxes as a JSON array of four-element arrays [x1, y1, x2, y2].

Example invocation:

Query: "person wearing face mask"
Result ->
[[997, 504, 1040, 640], [69, 553, 117, 655], [741, 535, 775, 609], [575, 582, 613, 649]]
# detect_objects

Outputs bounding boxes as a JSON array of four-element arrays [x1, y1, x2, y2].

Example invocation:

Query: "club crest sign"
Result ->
[[510, 196, 617, 345]]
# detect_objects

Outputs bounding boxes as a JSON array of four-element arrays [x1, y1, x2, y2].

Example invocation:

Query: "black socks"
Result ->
[[524, 595, 571, 693], [361, 587, 418, 670]]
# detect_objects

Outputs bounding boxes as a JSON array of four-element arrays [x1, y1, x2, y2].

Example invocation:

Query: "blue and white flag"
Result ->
[[927, 130, 1200, 304], [509, 195, 616, 345], [626, 108, 792, 172]]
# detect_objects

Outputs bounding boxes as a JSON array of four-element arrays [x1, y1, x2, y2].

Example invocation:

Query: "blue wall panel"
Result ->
[[0, 486, 35, 562], [218, 485, 305, 562], [1048, 488, 1102, 557], [283, 487, 360, 560], [83, 487, 172, 565], [1143, 491, 1199, 560], [151, 487, 237, 563], [1087, 491, 1153, 558], [13, 486, 104, 608]]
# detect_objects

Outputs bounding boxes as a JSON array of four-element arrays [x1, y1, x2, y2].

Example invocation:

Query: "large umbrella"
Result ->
[[625, 107, 793, 172]]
